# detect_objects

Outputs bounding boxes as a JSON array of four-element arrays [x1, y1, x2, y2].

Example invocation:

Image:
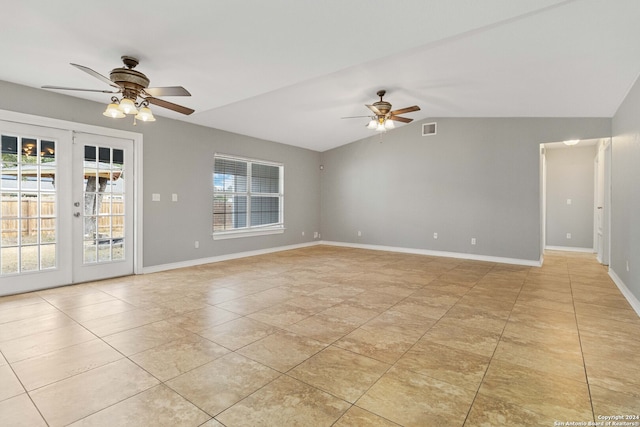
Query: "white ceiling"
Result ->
[[2, 0, 640, 152]]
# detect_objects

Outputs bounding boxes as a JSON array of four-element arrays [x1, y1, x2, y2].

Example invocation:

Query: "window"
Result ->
[[213, 154, 284, 239]]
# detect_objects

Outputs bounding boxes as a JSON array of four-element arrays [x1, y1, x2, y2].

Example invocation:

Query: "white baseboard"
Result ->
[[609, 268, 640, 317], [142, 241, 320, 274], [545, 246, 595, 253], [143, 240, 544, 275], [321, 241, 542, 267]]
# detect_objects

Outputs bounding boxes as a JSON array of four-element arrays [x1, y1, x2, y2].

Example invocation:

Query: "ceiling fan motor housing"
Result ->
[[373, 100, 391, 116], [109, 67, 150, 99], [374, 90, 391, 115]]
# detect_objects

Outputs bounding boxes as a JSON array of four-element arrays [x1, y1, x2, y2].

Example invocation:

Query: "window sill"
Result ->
[[213, 227, 285, 240]]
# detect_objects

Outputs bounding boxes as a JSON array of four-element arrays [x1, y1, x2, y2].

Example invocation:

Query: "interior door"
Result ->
[[72, 133, 134, 283], [1, 122, 72, 295]]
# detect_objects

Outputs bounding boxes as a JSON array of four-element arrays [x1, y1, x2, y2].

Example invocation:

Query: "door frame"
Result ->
[[0, 109, 143, 283], [594, 138, 611, 265]]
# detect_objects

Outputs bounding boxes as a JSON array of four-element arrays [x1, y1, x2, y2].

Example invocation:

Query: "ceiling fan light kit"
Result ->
[[346, 90, 420, 133], [135, 105, 156, 122], [102, 100, 125, 118], [117, 97, 138, 115], [44, 56, 194, 124]]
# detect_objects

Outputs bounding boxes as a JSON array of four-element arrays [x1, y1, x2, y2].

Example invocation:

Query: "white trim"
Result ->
[[143, 241, 319, 274], [0, 109, 144, 276], [213, 227, 285, 240], [215, 152, 283, 168], [321, 241, 542, 267], [609, 268, 640, 317], [545, 245, 595, 253]]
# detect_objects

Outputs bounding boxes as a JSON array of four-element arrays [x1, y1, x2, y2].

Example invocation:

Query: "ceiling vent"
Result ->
[[422, 122, 437, 136]]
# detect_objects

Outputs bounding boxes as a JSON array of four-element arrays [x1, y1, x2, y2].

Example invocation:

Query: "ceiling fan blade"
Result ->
[[146, 97, 195, 115], [390, 105, 420, 116], [71, 63, 120, 89], [144, 86, 191, 97], [41, 85, 120, 93], [341, 115, 372, 119], [365, 104, 382, 115], [388, 116, 413, 123]]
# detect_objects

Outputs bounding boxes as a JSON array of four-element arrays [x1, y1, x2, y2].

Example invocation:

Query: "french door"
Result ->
[[72, 133, 134, 283], [0, 121, 135, 295]]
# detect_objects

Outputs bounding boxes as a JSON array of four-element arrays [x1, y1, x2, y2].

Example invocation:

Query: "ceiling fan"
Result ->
[[42, 56, 194, 118], [343, 90, 420, 131]]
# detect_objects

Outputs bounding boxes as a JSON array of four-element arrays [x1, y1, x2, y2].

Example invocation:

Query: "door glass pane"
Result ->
[[40, 218, 55, 243], [98, 240, 111, 262], [41, 244, 56, 269], [1, 219, 17, 245], [83, 241, 96, 264], [100, 198, 112, 215], [82, 145, 125, 265], [84, 216, 98, 240], [112, 216, 124, 238], [112, 240, 124, 261], [21, 138, 37, 162], [84, 146, 97, 168], [21, 219, 38, 245], [1, 134, 57, 276], [21, 245, 38, 272], [1, 247, 18, 274]]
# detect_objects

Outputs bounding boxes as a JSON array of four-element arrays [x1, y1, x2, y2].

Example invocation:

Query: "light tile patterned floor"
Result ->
[[1, 246, 639, 426]]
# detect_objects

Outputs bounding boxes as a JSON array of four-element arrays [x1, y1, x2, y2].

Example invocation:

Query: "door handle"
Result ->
[[74, 212, 81, 217], [74, 202, 80, 207]]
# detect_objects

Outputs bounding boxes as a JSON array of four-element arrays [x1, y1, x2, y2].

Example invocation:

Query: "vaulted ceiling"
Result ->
[[2, 0, 640, 151]]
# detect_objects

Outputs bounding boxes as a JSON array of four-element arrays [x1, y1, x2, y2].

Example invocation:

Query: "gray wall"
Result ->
[[545, 145, 596, 248], [0, 80, 321, 268], [0, 79, 619, 272], [320, 118, 611, 262], [611, 74, 640, 303]]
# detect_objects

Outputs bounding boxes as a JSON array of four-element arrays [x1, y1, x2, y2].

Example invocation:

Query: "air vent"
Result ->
[[422, 122, 437, 136]]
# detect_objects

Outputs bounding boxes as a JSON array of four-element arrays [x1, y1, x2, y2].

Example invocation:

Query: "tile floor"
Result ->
[[1, 246, 639, 426]]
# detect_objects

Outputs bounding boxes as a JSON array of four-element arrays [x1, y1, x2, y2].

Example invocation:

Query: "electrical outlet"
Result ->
[[302, 231, 305, 236], [194, 241, 199, 249], [471, 238, 476, 245], [313, 232, 318, 239], [627, 260, 630, 272], [357, 231, 362, 237], [433, 232, 438, 239], [566, 233, 572, 239]]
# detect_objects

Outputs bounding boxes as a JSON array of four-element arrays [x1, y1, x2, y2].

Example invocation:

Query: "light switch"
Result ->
[[152, 193, 160, 202], [172, 193, 178, 202], [567, 198, 572, 205]]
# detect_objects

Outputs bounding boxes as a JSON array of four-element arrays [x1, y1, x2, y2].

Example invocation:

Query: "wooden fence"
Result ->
[[1, 198, 124, 243]]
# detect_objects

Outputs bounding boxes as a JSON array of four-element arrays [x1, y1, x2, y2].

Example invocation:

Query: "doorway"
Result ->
[[0, 115, 141, 296], [594, 139, 611, 265], [540, 138, 610, 264]]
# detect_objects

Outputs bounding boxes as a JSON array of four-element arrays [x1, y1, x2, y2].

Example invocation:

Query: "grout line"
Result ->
[[569, 267, 597, 423], [460, 262, 527, 426]]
